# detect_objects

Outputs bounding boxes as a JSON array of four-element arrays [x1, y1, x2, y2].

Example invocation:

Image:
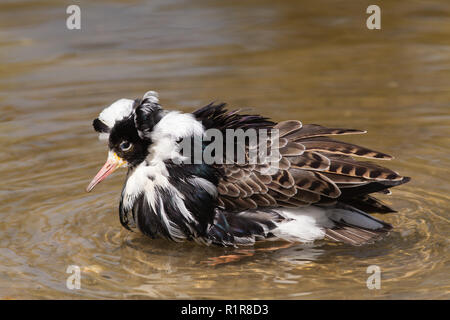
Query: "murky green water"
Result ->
[[0, 0, 449, 299]]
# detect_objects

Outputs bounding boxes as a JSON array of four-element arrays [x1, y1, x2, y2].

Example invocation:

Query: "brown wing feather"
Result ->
[[287, 151, 331, 171], [325, 158, 402, 181], [274, 120, 302, 137], [300, 137, 393, 160], [284, 124, 366, 140], [211, 112, 407, 212]]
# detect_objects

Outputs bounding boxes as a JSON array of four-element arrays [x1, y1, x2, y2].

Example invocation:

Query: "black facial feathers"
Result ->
[[133, 98, 163, 140], [109, 116, 150, 167], [93, 118, 110, 133]]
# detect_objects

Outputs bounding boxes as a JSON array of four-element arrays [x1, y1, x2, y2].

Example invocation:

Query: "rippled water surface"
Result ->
[[0, 0, 449, 299]]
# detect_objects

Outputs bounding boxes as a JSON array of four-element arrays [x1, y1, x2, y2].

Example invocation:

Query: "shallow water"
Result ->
[[0, 0, 449, 299]]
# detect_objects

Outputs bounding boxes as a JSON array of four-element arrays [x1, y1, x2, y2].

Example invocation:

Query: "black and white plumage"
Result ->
[[87, 91, 410, 247]]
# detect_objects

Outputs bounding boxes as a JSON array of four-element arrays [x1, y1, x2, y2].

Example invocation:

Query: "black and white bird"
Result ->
[[87, 91, 410, 247]]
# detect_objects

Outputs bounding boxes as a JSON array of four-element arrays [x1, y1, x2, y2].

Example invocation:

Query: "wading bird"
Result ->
[[87, 91, 410, 246]]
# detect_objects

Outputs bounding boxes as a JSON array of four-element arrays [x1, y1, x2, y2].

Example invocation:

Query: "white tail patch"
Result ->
[[268, 205, 386, 243], [271, 207, 329, 242]]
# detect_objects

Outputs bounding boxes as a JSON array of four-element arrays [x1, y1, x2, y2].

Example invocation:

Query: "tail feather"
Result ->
[[323, 203, 392, 245], [342, 195, 396, 214], [326, 203, 392, 230], [325, 224, 387, 245]]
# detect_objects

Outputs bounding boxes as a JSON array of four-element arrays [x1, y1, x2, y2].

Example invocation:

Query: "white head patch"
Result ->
[[98, 98, 135, 129]]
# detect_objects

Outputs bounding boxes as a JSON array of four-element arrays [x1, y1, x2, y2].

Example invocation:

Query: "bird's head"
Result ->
[[86, 91, 163, 192]]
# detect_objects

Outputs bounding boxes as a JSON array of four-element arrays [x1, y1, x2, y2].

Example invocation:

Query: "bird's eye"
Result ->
[[119, 141, 132, 151]]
